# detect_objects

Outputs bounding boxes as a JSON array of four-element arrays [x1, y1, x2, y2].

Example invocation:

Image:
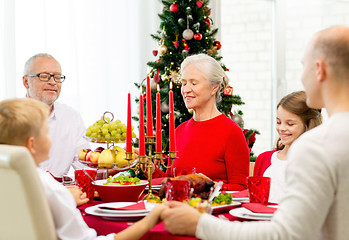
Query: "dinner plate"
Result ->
[[229, 207, 273, 221], [145, 185, 162, 190], [85, 202, 157, 221], [211, 202, 241, 214], [224, 191, 249, 202], [94, 201, 156, 214]]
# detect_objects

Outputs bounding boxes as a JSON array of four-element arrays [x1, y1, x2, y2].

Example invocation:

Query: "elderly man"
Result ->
[[161, 25, 349, 240], [23, 53, 90, 177]]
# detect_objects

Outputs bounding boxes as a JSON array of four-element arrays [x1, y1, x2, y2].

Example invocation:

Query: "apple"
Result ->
[[94, 146, 105, 153], [86, 151, 100, 163], [78, 149, 91, 161], [98, 149, 115, 168]]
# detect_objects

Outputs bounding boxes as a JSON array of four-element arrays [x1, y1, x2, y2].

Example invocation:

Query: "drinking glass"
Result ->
[[247, 176, 271, 205], [165, 179, 191, 202], [75, 169, 97, 203], [172, 167, 196, 177]]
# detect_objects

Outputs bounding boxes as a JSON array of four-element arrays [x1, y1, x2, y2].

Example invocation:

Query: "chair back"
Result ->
[[0, 144, 56, 240]]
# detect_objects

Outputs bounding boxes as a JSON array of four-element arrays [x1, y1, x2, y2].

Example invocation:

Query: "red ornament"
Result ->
[[174, 41, 179, 48], [205, 7, 211, 15], [196, 1, 203, 8], [214, 40, 222, 50], [204, 18, 211, 27], [224, 86, 233, 95], [193, 32, 202, 41], [152, 50, 158, 56], [170, 3, 179, 12]]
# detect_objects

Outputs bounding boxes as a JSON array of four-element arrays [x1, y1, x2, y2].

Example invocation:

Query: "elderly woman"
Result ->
[[153, 53, 250, 191]]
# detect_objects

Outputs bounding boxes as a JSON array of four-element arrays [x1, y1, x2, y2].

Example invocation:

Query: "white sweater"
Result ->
[[196, 112, 349, 240]]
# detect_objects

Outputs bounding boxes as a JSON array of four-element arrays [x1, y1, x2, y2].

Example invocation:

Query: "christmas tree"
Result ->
[[135, 0, 258, 161]]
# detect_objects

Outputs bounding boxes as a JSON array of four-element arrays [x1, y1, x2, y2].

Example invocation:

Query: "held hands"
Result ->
[[66, 185, 89, 206], [161, 201, 201, 236]]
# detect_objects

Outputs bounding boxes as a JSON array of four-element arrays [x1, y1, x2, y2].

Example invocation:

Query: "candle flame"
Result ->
[[157, 84, 160, 92], [170, 81, 173, 90]]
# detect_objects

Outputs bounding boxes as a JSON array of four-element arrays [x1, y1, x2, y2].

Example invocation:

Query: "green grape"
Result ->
[[131, 126, 134, 130], [116, 128, 122, 134], [86, 129, 92, 137], [91, 132, 98, 138], [91, 126, 99, 133], [101, 128, 109, 135], [115, 133, 121, 139], [105, 133, 111, 139], [122, 132, 127, 138], [132, 132, 136, 138], [120, 124, 127, 132], [115, 120, 121, 124], [111, 130, 117, 136], [103, 123, 110, 130], [110, 123, 117, 130], [97, 119, 105, 125], [105, 117, 110, 122]]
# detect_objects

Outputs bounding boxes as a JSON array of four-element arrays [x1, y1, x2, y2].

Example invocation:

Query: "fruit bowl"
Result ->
[[93, 179, 148, 202], [78, 159, 138, 170]]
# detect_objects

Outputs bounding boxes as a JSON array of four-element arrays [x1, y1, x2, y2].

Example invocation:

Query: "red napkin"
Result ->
[[152, 177, 165, 185], [231, 189, 249, 198], [242, 203, 277, 214], [99, 202, 146, 211]]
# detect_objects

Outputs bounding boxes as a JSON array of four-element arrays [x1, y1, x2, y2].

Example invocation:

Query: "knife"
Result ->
[[208, 181, 223, 203]]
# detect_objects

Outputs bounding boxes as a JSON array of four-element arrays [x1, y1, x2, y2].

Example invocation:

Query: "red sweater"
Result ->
[[154, 114, 250, 191], [253, 150, 278, 177]]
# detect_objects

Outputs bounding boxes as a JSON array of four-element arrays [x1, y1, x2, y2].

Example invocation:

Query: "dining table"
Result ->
[[79, 199, 247, 240]]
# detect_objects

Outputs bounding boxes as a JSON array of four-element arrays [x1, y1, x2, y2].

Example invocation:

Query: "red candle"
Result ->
[[138, 93, 145, 156], [146, 76, 154, 136], [169, 81, 176, 152], [156, 84, 162, 152], [126, 92, 132, 152]]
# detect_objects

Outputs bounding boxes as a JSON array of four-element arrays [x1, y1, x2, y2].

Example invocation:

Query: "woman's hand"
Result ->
[[66, 185, 89, 206]]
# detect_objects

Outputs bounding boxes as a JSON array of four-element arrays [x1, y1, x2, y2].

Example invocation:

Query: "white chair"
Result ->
[[0, 144, 56, 240]]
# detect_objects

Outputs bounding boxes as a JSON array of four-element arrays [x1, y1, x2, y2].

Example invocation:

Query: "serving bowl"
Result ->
[[93, 179, 148, 202]]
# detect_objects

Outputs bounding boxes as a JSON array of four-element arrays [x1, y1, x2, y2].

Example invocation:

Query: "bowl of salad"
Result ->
[[93, 175, 148, 202]]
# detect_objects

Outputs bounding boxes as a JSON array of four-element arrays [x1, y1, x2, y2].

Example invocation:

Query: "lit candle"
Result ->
[[138, 91, 145, 156], [146, 76, 154, 137], [126, 92, 132, 152], [169, 81, 176, 152], [156, 84, 162, 153]]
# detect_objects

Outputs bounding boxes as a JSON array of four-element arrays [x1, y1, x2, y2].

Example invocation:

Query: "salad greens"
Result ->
[[104, 175, 141, 185]]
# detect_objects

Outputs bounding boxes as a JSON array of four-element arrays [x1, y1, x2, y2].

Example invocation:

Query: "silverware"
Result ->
[[208, 181, 223, 203], [83, 169, 95, 184]]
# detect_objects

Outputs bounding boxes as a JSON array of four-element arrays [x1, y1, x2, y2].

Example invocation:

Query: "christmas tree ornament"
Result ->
[[231, 114, 244, 128], [224, 86, 233, 95], [214, 40, 222, 50], [182, 49, 188, 56], [173, 35, 179, 48], [204, 18, 211, 27], [161, 102, 169, 113], [187, 15, 193, 22], [178, 18, 185, 27], [151, 79, 157, 90], [186, 6, 191, 15], [183, 29, 194, 40], [196, 1, 203, 8], [193, 32, 202, 40], [152, 50, 158, 56], [170, 3, 179, 12], [161, 74, 169, 81], [207, 46, 217, 55], [205, 6, 211, 15], [158, 43, 168, 55], [170, 70, 181, 84], [154, 68, 160, 82], [193, 22, 200, 31]]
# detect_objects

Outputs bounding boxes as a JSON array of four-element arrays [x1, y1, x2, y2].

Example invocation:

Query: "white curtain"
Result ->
[[0, 0, 161, 127]]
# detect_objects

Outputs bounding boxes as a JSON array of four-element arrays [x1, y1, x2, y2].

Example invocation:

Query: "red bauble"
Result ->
[[193, 32, 202, 41], [214, 40, 222, 50], [196, 1, 203, 8], [170, 4, 179, 12], [152, 50, 158, 56], [174, 41, 179, 48], [204, 18, 211, 27]]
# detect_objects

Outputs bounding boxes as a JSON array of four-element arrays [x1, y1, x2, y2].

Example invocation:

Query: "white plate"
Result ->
[[94, 201, 156, 214], [85, 202, 157, 221], [229, 207, 273, 221], [145, 185, 162, 190], [224, 191, 249, 202]]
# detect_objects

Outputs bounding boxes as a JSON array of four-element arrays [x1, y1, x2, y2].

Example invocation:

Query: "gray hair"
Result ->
[[180, 53, 229, 103], [23, 53, 59, 75]]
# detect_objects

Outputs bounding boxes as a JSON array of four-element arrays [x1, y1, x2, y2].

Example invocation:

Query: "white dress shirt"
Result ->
[[37, 168, 115, 240], [39, 102, 90, 177]]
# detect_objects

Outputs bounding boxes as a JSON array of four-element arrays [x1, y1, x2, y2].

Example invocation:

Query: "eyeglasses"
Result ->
[[26, 73, 66, 83]]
